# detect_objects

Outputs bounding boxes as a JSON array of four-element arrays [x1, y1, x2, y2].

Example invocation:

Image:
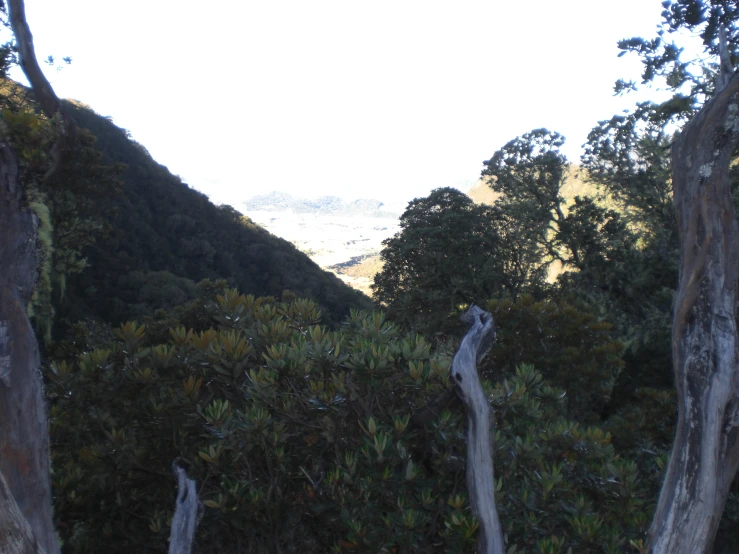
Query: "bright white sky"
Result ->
[[18, 0, 665, 206]]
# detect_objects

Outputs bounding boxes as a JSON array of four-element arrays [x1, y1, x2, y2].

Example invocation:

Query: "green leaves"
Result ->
[[615, 1, 738, 117], [373, 187, 535, 334], [46, 288, 666, 552]]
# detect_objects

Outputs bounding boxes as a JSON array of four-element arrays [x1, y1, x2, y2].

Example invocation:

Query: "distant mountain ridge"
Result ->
[[243, 192, 403, 217]]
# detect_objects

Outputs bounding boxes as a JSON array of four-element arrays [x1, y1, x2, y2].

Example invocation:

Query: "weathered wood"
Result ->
[[647, 72, 739, 553], [450, 306, 504, 554], [0, 469, 46, 554], [0, 139, 59, 554], [168, 464, 203, 554]]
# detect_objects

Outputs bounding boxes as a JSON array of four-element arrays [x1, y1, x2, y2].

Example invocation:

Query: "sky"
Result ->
[[17, 0, 667, 207]]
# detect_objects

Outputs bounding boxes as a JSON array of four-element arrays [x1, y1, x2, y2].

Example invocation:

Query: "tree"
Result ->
[[0, 5, 208, 547], [482, 130, 569, 268], [482, 295, 625, 423], [482, 129, 637, 280], [581, 103, 675, 236], [372, 187, 541, 334], [617, 2, 739, 551], [481, 130, 659, 386], [0, 1, 76, 551], [579, 104, 679, 390]]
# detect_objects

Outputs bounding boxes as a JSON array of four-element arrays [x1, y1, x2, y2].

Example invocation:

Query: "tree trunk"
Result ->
[[647, 74, 739, 553], [0, 2, 79, 552], [168, 464, 203, 554], [7, 0, 76, 181], [0, 469, 46, 554], [0, 140, 60, 554], [451, 306, 505, 554], [0, 456, 203, 554]]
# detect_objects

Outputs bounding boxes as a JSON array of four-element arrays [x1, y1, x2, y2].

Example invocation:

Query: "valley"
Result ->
[[241, 182, 496, 296], [242, 192, 405, 296]]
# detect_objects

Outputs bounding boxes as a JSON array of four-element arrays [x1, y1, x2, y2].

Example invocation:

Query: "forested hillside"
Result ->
[[54, 99, 373, 326]]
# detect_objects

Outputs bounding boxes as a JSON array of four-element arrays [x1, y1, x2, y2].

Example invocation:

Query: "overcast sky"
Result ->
[[18, 0, 665, 206]]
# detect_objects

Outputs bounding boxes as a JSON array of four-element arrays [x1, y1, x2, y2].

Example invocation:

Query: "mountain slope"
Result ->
[[58, 101, 373, 325]]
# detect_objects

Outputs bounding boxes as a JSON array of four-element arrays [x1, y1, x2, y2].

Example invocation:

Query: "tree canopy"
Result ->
[[372, 187, 542, 334]]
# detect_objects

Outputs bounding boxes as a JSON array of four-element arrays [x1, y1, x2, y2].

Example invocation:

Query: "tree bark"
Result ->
[[647, 73, 739, 553], [450, 306, 504, 554], [0, 458, 203, 554], [0, 3, 79, 552], [0, 140, 59, 554], [0, 469, 46, 554]]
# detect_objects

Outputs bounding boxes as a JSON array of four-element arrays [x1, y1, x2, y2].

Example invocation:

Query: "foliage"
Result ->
[[483, 296, 625, 423], [47, 289, 659, 553], [372, 187, 543, 335], [0, 82, 372, 339], [0, 85, 125, 342], [579, 104, 678, 392], [555, 196, 637, 285], [615, 0, 739, 110], [477, 127, 674, 401], [489, 365, 659, 554], [5, 0, 739, 549], [582, 104, 674, 233], [26, 189, 54, 342], [51, 100, 373, 329], [482, 129, 638, 280]]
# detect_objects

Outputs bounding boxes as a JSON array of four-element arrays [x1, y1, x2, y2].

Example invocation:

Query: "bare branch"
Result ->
[[717, 25, 734, 93]]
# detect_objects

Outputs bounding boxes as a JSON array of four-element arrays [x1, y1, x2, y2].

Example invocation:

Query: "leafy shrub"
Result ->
[[48, 289, 657, 553], [484, 296, 625, 423]]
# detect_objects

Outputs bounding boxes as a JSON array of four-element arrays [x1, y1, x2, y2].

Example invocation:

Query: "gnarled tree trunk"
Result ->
[[647, 74, 739, 553], [0, 468, 46, 554], [0, 2, 79, 553], [450, 306, 505, 554], [0, 140, 59, 554]]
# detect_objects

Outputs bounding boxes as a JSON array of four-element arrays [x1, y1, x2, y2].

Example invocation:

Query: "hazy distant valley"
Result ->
[[240, 183, 494, 296], [241, 192, 406, 295]]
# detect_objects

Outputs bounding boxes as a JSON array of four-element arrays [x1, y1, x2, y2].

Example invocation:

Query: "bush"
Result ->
[[484, 295, 625, 423], [47, 289, 657, 553]]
